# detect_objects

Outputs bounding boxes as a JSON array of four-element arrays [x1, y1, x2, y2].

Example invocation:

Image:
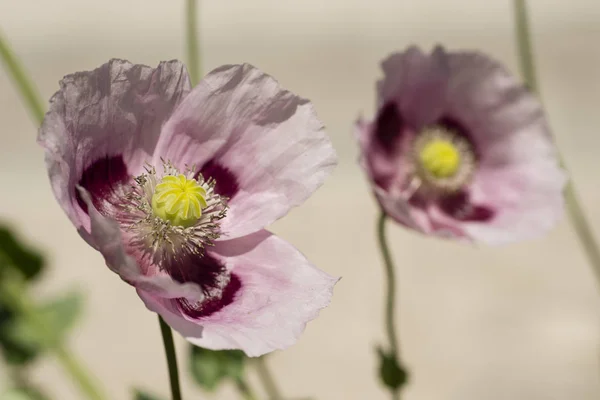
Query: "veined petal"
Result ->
[[156, 64, 337, 239], [138, 230, 339, 357], [38, 59, 191, 229]]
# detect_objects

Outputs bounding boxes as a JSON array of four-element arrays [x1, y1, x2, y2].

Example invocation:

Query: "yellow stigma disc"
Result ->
[[151, 174, 207, 227], [418, 139, 461, 179]]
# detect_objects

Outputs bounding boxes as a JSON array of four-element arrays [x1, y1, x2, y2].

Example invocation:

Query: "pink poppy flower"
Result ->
[[39, 59, 338, 356], [356, 46, 566, 244]]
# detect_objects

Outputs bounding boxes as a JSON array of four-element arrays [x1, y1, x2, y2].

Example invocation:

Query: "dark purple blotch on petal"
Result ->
[[170, 253, 241, 318], [436, 116, 479, 158], [197, 159, 239, 199], [439, 191, 494, 222], [76, 155, 130, 214], [169, 253, 226, 292], [178, 274, 241, 319], [374, 102, 403, 150]]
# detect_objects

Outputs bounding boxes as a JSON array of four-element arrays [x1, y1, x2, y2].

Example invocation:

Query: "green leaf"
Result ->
[[0, 305, 39, 366], [189, 345, 247, 391], [132, 389, 164, 400], [7, 291, 83, 349], [0, 387, 49, 400], [376, 346, 408, 390], [37, 291, 83, 339], [0, 226, 44, 281]]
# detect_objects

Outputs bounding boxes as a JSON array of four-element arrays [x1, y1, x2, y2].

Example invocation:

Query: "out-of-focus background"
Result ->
[[1, 0, 599, 399]]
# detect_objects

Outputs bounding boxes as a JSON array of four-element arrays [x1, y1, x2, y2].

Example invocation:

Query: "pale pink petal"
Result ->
[[378, 46, 449, 129], [155, 64, 337, 239], [444, 52, 554, 165], [77, 186, 205, 301], [137, 289, 205, 338], [38, 59, 191, 229], [424, 52, 567, 244], [429, 162, 566, 245], [374, 187, 429, 233], [138, 230, 339, 357]]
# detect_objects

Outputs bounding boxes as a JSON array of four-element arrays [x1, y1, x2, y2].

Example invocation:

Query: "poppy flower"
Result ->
[[39, 59, 338, 356], [356, 46, 566, 244]]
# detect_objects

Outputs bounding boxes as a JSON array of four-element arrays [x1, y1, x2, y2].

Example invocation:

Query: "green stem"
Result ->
[[54, 346, 105, 400], [185, 0, 200, 85], [158, 317, 182, 400], [513, 0, 600, 288], [235, 377, 259, 400], [377, 213, 399, 356], [255, 357, 283, 400], [513, 0, 539, 92], [0, 31, 45, 124], [0, 274, 106, 400], [377, 212, 402, 400]]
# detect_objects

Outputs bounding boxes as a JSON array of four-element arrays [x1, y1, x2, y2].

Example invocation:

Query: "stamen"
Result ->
[[412, 126, 475, 193], [118, 160, 228, 272]]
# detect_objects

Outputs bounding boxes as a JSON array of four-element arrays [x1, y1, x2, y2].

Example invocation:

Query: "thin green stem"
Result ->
[[377, 213, 399, 356], [235, 377, 259, 400], [0, 273, 105, 400], [513, 0, 539, 93], [377, 212, 401, 400], [255, 357, 283, 400], [158, 317, 182, 400], [186, 0, 200, 85], [513, 0, 600, 289], [0, 31, 45, 124], [53, 346, 105, 400]]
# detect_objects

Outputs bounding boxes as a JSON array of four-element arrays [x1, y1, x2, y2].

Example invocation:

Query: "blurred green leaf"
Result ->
[[132, 389, 165, 400], [37, 291, 83, 339], [0, 226, 44, 281], [189, 345, 246, 391], [376, 346, 408, 390], [0, 387, 49, 400], [6, 291, 83, 349], [0, 305, 39, 366]]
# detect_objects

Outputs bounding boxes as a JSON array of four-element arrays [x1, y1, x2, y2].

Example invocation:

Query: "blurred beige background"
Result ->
[[1, 0, 600, 399]]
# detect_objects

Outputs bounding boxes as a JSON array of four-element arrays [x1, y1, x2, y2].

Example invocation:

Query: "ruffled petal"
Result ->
[[377, 46, 449, 129], [138, 230, 339, 357], [427, 52, 567, 244], [444, 51, 554, 165], [38, 59, 191, 229], [156, 64, 337, 238], [429, 162, 566, 245], [77, 186, 206, 301]]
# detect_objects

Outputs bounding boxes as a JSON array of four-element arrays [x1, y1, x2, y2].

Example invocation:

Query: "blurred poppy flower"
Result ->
[[356, 46, 566, 244]]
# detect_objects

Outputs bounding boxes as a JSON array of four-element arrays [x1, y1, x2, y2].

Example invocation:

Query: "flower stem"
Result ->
[[0, 273, 106, 400], [513, 0, 600, 288], [0, 31, 45, 124], [377, 212, 402, 400], [235, 377, 259, 400], [185, 0, 201, 85], [255, 357, 283, 400], [378, 213, 399, 356], [53, 346, 106, 400], [158, 316, 183, 400]]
